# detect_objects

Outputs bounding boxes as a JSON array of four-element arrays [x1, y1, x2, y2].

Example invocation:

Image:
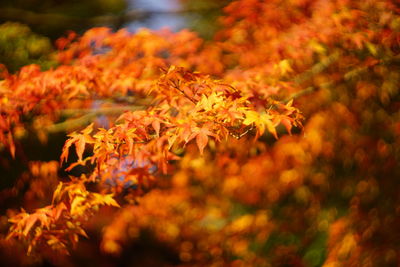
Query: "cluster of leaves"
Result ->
[[7, 177, 119, 255], [1, 15, 301, 263], [1, 0, 400, 266]]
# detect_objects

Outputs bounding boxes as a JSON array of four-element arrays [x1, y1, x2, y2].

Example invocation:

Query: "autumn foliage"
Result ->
[[1, 0, 400, 266]]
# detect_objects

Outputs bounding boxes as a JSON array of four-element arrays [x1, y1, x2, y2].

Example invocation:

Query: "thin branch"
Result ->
[[172, 84, 197, 104], [277, 51, 342, 104], [282, 82, 334, 104], [47, 105, 145, 133], [282, 87, 315, 104], [283, 50, 400, 104], [60, 105, 145, 117], [46, 113, 97, 134], [292, 51, 341, 85]]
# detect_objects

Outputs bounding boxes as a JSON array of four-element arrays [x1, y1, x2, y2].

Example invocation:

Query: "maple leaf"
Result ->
[[52, 182, 64, 204], [11, 208, 52, 237], [60, 138, 74, 164], [186, 125, 216, 155], [70, 196, 86, 216], [243, 110, 278, 138], [167, 131, 178, 149], [92, 193, 120, 208], [61, 123, 95, 163], [152, 119, 161, 137], [196, 92, 224, 112], [281, 118, 293, 135], [75, 226, 89, 239], [52, 202, 67, 220], [180, 122, 196, 143], [196, 129, 211, 155]]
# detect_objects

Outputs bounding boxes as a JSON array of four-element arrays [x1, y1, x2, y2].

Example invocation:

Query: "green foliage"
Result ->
[[180, 0, 232, 39], [0, 0, 127, 39], [0, 22, 56, 72], [1, 0, 127, 17]]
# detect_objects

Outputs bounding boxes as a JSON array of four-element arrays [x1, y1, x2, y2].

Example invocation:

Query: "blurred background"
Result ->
[[0, 0, 231, 72]]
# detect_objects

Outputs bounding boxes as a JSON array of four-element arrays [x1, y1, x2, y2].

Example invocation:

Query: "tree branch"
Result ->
[[292, 51, 341, 85], [47, 105, 145, 133]]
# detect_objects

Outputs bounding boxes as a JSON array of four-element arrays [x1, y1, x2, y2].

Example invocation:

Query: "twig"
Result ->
[[60, 105, 145, 117], [277, 51, 341, 104], [47, 105, 145, 133], [283, 81, 335, 104], [46, 113, 97, 134], [292, 51, 341, 85], [282, 87, 315, 104]]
